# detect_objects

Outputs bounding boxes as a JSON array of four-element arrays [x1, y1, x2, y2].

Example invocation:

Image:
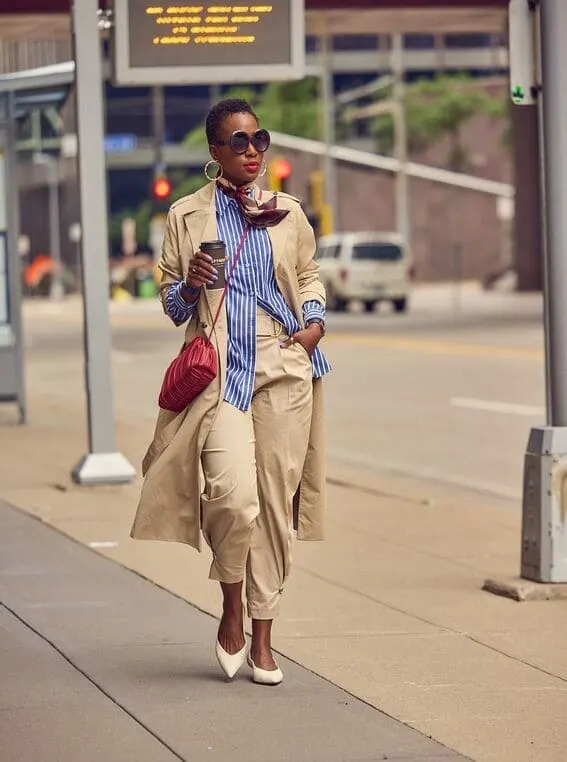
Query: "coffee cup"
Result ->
[[200, 240, 227, 289]]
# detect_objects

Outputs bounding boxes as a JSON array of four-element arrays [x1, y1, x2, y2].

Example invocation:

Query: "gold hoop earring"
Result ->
[[204, 160, 223, 181], [259, 160, 268, 178]]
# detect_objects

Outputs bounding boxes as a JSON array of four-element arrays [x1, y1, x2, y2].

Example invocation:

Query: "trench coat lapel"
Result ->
[[182, 182, 218, 323], [181, 181, 217, 248], [263, 190, 291, 275]]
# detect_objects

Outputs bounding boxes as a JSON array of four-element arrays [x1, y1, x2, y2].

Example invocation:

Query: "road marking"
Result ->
[[328, 334, 542, 362], [88, 541, 119, 549], [450, 397, 545, 418]]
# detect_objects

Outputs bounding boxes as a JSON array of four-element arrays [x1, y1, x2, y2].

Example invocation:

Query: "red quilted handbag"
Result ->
[[158, 225, 250, 413]]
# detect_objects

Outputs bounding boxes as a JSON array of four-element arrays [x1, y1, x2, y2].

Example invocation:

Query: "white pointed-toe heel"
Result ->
[[247, 654, 283, 685], [215, 640, 247, 679]]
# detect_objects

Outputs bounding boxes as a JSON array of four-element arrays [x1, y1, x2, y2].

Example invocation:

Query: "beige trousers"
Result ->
[[200, 309, 313, 619]]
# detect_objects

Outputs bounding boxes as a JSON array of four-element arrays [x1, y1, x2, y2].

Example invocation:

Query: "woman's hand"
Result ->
[[283, 324, 324, 358], [185, 251, 219, 289]]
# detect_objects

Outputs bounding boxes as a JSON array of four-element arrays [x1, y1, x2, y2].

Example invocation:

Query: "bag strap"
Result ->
[[206, 224, 251, 341]]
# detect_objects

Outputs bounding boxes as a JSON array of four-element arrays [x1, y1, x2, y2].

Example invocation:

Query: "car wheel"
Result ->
[[364, 301, 376, 313], [392, 297, 408, 313]]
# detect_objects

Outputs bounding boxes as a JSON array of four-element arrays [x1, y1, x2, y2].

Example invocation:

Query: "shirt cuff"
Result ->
[[303, 300, 326, 325], [166, 281, 198, 326]]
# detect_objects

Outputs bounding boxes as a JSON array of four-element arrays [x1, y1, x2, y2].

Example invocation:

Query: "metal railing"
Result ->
[[270, 130, 514, 199]]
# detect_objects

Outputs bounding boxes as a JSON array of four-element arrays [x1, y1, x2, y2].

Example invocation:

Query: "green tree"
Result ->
[[369, 74, 508, 171], [108, 173, 207, 251], [184, 78, 322, 149]]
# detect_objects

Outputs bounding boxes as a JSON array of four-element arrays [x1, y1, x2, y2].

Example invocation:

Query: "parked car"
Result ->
[[315, 232, 413, 313]]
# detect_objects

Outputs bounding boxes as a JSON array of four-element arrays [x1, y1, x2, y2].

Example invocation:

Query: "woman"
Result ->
[[131, 98, 331, 685]]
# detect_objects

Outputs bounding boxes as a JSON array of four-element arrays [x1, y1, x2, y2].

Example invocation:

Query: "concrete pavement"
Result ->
[[1, 501, 463, 762], [2, 289, 567, 761]]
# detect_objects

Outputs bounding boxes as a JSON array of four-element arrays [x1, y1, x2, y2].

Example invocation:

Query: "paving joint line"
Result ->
[[1, 503, 469, 759], [294, 567, 567, 687], [0, 599, 188, 762]]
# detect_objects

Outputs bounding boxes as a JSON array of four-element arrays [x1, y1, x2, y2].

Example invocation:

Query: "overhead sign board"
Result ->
[[112, 0, 306, 85]]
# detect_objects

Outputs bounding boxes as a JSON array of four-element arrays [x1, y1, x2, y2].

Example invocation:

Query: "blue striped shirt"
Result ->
[[165, 187, 331, 411]]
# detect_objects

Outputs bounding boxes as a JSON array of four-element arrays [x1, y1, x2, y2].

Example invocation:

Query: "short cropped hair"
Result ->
[[205, 98, 259, 145]]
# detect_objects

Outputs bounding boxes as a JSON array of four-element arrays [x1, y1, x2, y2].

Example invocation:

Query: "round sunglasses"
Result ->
[[214, 128, 271, 155]]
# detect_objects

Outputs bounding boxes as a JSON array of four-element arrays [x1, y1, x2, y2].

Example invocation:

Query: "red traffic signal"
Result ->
[[271, 158, 292, 181], [153, 177, 172, 200]]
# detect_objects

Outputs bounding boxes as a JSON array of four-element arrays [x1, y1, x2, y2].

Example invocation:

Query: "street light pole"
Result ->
[[152, 85, 166, 178], [540, 1, 567, 427], [521, 0, 567, 583], [71, 0, 135, 485], [320, 29, 338, 234], [391, 33, 411, 250], [33, 153, 63, 300]]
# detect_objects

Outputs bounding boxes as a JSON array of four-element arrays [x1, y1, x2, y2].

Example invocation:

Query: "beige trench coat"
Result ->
[[131, 181, 327, 552]]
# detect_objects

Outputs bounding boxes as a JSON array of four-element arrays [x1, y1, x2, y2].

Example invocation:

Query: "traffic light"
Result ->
[[152, 175, 172, 214], [268, 157, 292, 193], [153, 176, 172, 201]]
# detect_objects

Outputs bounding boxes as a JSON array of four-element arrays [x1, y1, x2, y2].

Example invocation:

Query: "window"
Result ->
[[332, 35, 379, 52], [351, 243, 402, 262], [444, 34, 493, 49], [306, 36, 318, 54], [316, 244, 341, 260], [404, 34, 435, 51]]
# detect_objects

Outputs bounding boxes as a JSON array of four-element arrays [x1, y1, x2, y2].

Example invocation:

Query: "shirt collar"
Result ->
[[215, 185, 233, 219]]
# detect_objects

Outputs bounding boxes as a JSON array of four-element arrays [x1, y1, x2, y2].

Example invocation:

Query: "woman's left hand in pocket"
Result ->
[[281, 324, 323, 358]]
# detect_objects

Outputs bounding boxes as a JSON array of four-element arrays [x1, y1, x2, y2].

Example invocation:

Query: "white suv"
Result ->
[[316, 232, 412, 313]]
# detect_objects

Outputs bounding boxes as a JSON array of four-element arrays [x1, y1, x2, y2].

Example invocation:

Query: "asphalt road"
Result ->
[[22, 284, 545, 502]]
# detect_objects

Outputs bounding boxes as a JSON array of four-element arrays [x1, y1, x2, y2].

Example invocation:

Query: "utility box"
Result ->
[[522, 427, 567, 582]]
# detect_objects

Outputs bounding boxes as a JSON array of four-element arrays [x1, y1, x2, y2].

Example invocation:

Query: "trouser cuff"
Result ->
[[209, 560, 245, 585], [247, 592, 282, 620]]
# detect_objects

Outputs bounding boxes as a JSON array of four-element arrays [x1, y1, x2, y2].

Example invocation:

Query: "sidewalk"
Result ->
[[0, 500, 464, 762]]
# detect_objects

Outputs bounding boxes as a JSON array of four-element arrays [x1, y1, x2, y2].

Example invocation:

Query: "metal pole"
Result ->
[[47, 158, 63, 299], [540, 0, 567, 427], [391, 33, 411, 250], [320, 30, 338, 232], [152, 85, 165, 176], [520, 0, 567, 584], [71, 0, 135, 484], [211, 83, 222, 105], [533, 4, 552, 427], [33, 153, 63, 299]]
